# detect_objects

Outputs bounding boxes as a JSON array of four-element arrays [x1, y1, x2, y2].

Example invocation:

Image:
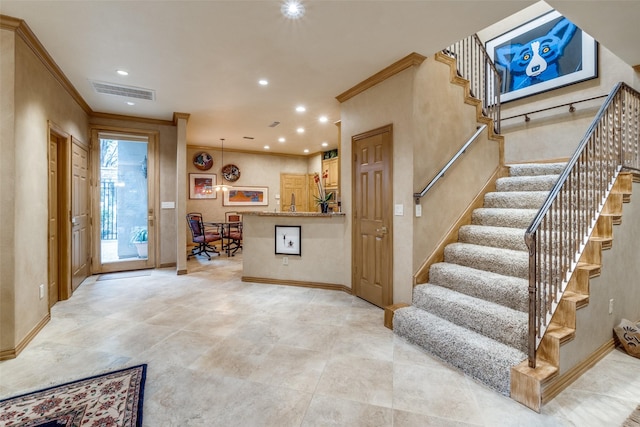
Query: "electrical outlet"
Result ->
[[609, 299, 614, 314], [282, 256, 288, 266], [39, 284, 45, 299]]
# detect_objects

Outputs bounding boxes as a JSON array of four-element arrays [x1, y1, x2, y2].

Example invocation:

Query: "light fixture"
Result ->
[[281, 0, 305, 19], [258, 79, 268, 86], [116, 69, 129, 76], [214, 138, 233, 192], [296, 105, 306, 112], [297, 127, 305, 133], [264, 145, 270, 150], [303, 149, 309, 153], [319, 116, 328, 123], [321, 142, 328, 147], [126, 101, 135, 106], [278, 137, 286, 143]]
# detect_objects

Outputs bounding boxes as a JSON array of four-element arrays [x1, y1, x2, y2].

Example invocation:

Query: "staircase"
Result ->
[[394, 162, 566, 395]]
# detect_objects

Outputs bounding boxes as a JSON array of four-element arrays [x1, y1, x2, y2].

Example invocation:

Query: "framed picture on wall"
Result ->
[[189, 173, 216, 199], [222, 186, 268, 206], [275, 225, 301, 256], [486, 10, 598, 103]]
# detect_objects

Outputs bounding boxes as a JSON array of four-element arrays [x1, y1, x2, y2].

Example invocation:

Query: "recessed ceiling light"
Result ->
[[319, 116, 328, 123], [264, 145, 270, 150], [117, 70, 129, 76], [278, 137, 286, 143], [321, 142, 328, 147], [303, 149, 309, 153], [126, 101, 135, 106], [296, 105, 306, 113], [281, 0, 305, 19], [258, 79, 268, 86], [297, 127, 305, 133]]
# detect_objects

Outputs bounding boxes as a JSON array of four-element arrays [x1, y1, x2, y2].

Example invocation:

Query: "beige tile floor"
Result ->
[[1, 253, 639, 426]]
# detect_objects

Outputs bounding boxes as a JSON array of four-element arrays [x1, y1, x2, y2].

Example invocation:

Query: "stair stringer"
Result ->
[[511, 171, 635, 412]]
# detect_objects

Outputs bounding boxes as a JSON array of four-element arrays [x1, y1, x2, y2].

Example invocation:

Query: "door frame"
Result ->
[[351, 124, 394, 306], [90, 125, 159, 273], [48, 121, 72, 301]]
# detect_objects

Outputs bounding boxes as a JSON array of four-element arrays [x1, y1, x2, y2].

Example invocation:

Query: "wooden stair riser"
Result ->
[[613, 172, 633, 200], [580, 239, 602, 265]]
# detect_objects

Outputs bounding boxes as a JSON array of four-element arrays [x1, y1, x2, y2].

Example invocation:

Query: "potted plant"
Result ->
[[130, 227, 148, 258], [313, 171, 333, 213]]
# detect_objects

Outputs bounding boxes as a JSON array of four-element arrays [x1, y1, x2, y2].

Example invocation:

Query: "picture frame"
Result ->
[[486, 10, 597, 103], [189, 173, 217, 199], [275, 225, 301, 256], [223, 186, 269, 206]]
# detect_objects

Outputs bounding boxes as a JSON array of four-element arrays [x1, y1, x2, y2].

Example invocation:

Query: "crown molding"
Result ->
[[335, 52, 427, 103], [633, 64, 640, 73], [1, 14, 93, 115], [91, 111, 174, 127], [173, 112, 191, 124]]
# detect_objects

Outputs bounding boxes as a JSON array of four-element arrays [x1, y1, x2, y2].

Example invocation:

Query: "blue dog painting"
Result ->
[[495, 17, 580, 93]]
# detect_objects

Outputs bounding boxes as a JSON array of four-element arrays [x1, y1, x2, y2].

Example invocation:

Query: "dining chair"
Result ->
[[225, 213, 242, 256], [186, 212, 221, 260]]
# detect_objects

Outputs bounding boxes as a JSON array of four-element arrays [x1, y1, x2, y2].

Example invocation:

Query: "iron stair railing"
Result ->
[[524, 82, 640, 368], [442, 34, 502, 133]]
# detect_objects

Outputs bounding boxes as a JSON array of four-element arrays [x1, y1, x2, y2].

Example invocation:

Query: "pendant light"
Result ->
[[214, 138, 232, 192]]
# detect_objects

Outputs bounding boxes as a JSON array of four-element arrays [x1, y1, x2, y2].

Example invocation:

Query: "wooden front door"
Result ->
[[71, 139, 90, 291], [352, 125, 393, 308], [280, 174, 309, 212]]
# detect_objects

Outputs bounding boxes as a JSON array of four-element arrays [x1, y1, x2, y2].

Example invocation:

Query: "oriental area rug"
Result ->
[[0, 364, 146, 427]]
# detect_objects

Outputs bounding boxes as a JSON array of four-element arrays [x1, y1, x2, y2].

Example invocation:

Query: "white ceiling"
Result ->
[[2, 1, 639, 155]]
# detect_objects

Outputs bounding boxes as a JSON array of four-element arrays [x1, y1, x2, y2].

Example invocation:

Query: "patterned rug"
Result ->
[[0, 364, 146, 427]]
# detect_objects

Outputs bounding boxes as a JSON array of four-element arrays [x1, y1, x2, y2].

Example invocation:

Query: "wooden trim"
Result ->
[[186, 144, 312, 159], [542, 339, 616, 404], [384, 303, 409, 330], [0, 314, 50, 361], [242, 276, 353, 294], [1, 15, 92, 115], [413, 166, 507, 284], [633, 64, 640, 73], [173, 112, 190, 124], [91, 111, 174, 127], [159, 262, 177, 268], [336, 52, 426, 103]]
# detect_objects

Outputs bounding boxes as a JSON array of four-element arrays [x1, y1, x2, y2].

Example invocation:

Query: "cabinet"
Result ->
[[322, 157, 339, 189]]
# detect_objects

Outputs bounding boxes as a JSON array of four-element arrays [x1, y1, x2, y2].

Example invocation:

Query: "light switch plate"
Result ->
[[394, 204, 404, 216], [415, 205, 422, 217]]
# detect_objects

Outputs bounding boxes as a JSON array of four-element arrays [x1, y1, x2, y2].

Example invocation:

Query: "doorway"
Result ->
[[352, 125, 393, 308], [92, 128, 157, 273]]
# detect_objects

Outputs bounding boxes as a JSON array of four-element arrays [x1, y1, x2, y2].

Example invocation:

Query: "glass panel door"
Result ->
[[95, 131, 155, 272]]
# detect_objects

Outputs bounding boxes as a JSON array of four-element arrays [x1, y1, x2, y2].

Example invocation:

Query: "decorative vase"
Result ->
[[320, 202, 329, 213]]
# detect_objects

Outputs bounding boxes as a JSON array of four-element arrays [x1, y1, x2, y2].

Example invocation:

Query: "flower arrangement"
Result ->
[[313, 171, 333, 208]]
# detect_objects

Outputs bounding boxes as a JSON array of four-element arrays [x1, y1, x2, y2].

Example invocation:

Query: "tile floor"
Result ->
[[1, 254, 639, 426]]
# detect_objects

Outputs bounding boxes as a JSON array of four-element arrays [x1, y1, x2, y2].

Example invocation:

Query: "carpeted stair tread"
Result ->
[[429, 262, 529, 312], [472, 208, 538, 228], [508, 162, 566, 177], [412, 284, 528, 352], [496, 174, 560, 192], [484, 191, 549, 209], [458, 225, 527, 251], [444, 242, 529, 279], [393, 306, 527, 395]]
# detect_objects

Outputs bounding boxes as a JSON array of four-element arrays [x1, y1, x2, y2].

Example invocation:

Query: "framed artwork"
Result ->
[[486, 10, 597, 103], [223, 186, 268, 206], [189, 173, 216, 199], [275, 225, 301, 256]]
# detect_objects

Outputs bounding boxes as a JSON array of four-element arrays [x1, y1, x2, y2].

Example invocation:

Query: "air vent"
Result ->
[[243, 136, 255, 140], [90, 80, 156, 101], [268, 121, 280, 128]]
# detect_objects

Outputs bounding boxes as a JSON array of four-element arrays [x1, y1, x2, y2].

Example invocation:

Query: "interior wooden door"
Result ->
[[280, 174, 308, 212], [352, 125, 393, 308], [48, 135, 60, 308], [71, 139, 90, 291]]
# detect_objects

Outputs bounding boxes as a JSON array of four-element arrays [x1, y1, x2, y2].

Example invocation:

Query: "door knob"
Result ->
[[376, 226, 388, 235]]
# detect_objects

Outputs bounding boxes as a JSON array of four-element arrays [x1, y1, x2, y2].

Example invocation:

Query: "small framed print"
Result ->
[[189, 173, 216, 199], [275, 225, 301, 256]]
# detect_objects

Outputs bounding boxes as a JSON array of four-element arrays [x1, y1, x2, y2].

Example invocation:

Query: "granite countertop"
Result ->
[[239, 211, 346, 217]]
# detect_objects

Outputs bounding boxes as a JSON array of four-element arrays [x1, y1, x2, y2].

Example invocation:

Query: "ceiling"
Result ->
[[1, 1, 639, 155]]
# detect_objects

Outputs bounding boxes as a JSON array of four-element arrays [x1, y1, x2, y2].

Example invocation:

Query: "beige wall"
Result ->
[[1, 29, 90, 353], [242, 215, 346, 285], [560, 179, 640, 371], [340, 68, 416, 303], [477, 2, 640, 163]]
